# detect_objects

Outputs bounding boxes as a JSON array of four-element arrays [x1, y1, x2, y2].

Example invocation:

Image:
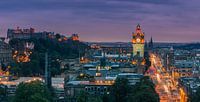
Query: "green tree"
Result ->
[[129, 76, 159, 102], [77, 91, 87, 102], [112, 78, 130, 102], [128, 91, 159, 102], [110, 76, 159, 102], [14, 80, 53, 102], [9, 38, 89, 77], [88, 96, 102, 102], [77, 91, 103, 102]]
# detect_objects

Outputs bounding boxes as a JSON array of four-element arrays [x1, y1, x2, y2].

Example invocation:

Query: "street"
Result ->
[[147, 53, 186, 102]]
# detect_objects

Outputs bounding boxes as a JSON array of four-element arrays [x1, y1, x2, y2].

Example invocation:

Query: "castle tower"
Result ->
[[132, 24, 145, 57]]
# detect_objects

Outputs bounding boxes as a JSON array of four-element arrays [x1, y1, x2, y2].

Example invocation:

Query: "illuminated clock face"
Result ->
[[136, 38, 141, 43]]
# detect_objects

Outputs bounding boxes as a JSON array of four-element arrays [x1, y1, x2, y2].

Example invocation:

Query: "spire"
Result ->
[[136, 24, 141, 33], [136, 24, 141, 30], [136, 24, 140, 29], [150, 36, 153, 43], [149, 36, 153, 49]]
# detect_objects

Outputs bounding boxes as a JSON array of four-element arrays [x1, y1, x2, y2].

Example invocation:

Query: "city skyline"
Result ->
[[1, 0, 200, 42]]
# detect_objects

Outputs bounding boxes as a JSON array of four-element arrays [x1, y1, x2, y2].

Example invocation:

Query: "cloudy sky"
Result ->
[[0, 0, 200, 42]]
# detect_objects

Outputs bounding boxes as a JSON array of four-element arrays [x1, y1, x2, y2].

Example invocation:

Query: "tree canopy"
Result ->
[[9, 38, 89, 77], [111, 76, 159, 102], [14, 80, 53, 102], [128, 76, 159, 102], [112, 78, 130, 102], [77, 91, 103, 102]]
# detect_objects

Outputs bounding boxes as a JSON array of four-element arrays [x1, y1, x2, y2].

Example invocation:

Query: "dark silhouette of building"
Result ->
[[148, 36, 153, 50], [7, 27, 53, 40]]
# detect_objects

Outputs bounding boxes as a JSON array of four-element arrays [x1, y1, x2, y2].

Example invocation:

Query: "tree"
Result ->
[[76, 91, 103, 102], [88, 96, 102, 102], [128, 76, 159, 102], [29, 93, 49, 102], [77, 91, 88, 102], [128, 91, 159, 102], [111, 78, 130, 102], [110, 76, 159, 102], [14, 80, 53, 102], [9, 38, 89, 77]]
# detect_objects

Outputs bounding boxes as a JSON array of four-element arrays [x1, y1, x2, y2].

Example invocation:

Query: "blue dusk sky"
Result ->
[[0, 0, 200, 42]]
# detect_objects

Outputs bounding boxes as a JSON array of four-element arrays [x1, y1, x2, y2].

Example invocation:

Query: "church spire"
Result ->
[[149, 36, 153, 49], [137, 24, 140, 29], [136, 24, 142, 33], [150, 36, 153, 43]]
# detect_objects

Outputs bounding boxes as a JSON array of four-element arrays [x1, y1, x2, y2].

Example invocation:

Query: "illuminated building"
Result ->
[[132, 24, 145, 57], [65, 77, 115, 100], [71, 34, 79, 41], [12, 42, 34, 63], [171, 50, 195, 78]]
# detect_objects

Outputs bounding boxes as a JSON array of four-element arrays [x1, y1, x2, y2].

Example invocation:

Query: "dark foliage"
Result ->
[[9, 38, 89, 77], [14, 80, 53, 102], [111, 76, 159, 102]]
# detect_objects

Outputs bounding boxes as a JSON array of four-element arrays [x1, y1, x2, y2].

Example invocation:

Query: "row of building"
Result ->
[[155, 46, 200, 100], [63, 25, 151, 101], [1, 25, 150, 101]]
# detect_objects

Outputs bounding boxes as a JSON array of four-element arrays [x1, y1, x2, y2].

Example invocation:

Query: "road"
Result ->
[[147, 53, 187, 102]]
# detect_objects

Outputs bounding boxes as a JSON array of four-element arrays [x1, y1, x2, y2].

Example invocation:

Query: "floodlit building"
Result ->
[[132, 24, 145, 58]]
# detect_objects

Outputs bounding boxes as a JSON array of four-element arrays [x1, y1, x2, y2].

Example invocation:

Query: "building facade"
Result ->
[[132, 24, 145, 58], [7, 27, 53, 40]]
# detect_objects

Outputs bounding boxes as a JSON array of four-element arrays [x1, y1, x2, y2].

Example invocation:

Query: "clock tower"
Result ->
[[132, 24, 145, 57]]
